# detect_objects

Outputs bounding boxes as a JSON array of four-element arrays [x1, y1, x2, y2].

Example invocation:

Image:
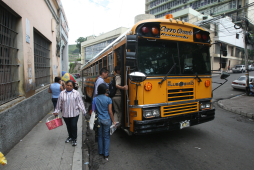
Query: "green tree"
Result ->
[[75, 37, 87, 54]]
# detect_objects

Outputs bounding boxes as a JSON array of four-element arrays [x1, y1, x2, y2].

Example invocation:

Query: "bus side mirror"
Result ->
[[125, 35, 138, 67], [220, 71, 230, 79], [129, 72, 146, 83]]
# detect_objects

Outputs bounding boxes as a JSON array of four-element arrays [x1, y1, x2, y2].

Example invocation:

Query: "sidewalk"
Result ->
[[218, 94, 254, 119], [1, 112, 83, 170]]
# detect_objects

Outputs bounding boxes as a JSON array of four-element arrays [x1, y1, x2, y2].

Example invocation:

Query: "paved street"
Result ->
[[85, 72, 254, 170], [212, 71, 254, 102]]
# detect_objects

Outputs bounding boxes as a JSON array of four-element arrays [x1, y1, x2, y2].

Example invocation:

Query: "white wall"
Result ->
[[215, 17, 244, 48]]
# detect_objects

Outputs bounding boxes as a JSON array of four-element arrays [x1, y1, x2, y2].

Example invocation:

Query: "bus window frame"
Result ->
[[108, 53, 114, 75]]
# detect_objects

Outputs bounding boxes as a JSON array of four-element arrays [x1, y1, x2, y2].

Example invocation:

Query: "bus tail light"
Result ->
[[205, 80, 210, 87], [144, 82, 152, 91], [136, 23, 160, 38], [202, 34, 208, 41], [193, 28, 210, 43], [152, 27, 159, 35], [196, 33, 201, 40], [142, 26, 149, 34]]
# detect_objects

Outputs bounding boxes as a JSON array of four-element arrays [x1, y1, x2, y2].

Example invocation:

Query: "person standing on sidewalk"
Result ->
[[112, 66, 128, 125], [53, 80, 86, 146], [48, 77, 64, 110], [93, 68, 109, 98], [93, 83, 116, 161]]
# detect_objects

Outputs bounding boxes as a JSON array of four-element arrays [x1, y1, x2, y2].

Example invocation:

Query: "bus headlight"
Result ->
[[200, 102, 211, 110], [143, 108, 160, 118], [205, 103, 211, 108]]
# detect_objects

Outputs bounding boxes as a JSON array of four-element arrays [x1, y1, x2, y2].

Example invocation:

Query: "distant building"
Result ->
[[81, 27, 129, 64], [58, 0, 69, 72], [195, 16, 245, 70], [0, 0, 69, 155], [145, 0, 249, 22]]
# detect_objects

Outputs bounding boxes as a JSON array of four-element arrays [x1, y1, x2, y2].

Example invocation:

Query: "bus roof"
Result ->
[[81, 18, 206, 70], [80, 28, 131, 70]]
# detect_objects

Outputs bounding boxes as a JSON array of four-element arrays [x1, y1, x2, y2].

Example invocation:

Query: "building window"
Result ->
[[231, 47, 234, 56], [0, 5, 19, 105], [236, 33, 239, 39], [34, 31, 50, 88]]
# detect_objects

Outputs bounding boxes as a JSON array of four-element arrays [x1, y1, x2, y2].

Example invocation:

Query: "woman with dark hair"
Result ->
[[93, 83, 116, 161], [53, 80, 86, 146], [48, 77, 64, 110]]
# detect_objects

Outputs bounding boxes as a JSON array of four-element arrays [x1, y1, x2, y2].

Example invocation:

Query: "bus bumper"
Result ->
[[133, 109, 215, 135]]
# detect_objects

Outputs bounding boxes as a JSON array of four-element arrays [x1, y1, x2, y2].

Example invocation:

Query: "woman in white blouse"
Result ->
[[53, 80, 86, 146]]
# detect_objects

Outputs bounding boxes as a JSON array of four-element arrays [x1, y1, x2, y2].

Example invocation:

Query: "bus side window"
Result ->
[[108, 54, 112, 74], [103, 56, 107, 69], [108, 53, 114, 74], [99, 59, 102, 71], [96, 62, 98, 75], [116, 48, 121, 67], [92, 65, 94, 76]]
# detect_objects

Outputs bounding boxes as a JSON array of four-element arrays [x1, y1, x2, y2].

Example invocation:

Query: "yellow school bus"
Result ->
[[81, 14, 216, 135]]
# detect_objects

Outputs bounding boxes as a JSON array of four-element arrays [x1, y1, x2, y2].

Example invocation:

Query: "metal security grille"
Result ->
[[0, 5, 19, 105], [34, 31, 50, 88], [162, 102, 198, 117]]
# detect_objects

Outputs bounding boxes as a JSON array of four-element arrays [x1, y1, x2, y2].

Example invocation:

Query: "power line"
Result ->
[[190, 2, 254, 25]]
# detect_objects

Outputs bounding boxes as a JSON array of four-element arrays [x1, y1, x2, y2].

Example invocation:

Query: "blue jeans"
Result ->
[[52, 98, 58, 110], [98, 119, 111, 156]]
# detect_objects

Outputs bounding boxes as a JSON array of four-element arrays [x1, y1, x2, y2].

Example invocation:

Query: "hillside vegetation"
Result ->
[[69, 44, 79, 62]]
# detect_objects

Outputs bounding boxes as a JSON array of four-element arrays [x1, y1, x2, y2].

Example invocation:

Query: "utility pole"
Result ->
[[220, 43, 222, 73], [243, 17, 249, 95]]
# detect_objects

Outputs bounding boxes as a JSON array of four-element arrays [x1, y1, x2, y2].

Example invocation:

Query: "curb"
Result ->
[[83, 116, 89, 170], [218, 100, 254, 119]]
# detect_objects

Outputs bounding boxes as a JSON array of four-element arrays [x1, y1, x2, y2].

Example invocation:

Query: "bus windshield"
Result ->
[[137, 39, 211, 76]]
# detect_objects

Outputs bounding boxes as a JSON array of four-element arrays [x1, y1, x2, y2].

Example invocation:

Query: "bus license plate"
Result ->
[[180, 120, 190, 129]]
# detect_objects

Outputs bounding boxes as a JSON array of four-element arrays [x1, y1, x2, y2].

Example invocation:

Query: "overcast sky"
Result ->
[[61, 0, 145, 44]]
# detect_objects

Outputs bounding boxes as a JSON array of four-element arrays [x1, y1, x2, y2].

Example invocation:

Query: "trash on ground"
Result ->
[[195, 147, 201, 149], [84, 162, 89, 165], [0, 152, 7, 166]]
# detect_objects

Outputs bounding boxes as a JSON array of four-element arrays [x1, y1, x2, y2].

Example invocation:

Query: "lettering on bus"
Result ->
[[168, 80, 194, 86], [160, 26, 193, 39]]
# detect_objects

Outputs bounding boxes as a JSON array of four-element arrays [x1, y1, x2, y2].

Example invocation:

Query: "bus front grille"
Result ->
[[168, 88, 194, 102], [162, 102, 198, 117]]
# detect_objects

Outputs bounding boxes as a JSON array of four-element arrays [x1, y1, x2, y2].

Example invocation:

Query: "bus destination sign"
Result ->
[[160, 25, 193, 42]]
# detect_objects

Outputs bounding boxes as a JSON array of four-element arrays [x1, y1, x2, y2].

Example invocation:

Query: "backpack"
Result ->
[[108, 76, 117, 98]]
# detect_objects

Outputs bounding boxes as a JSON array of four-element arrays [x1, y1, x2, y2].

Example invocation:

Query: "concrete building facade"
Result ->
[[81, 27, 129, 64], [0, 0, 69, 154], [145, 0, 249, 22], [194, 16, 245, 70]]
